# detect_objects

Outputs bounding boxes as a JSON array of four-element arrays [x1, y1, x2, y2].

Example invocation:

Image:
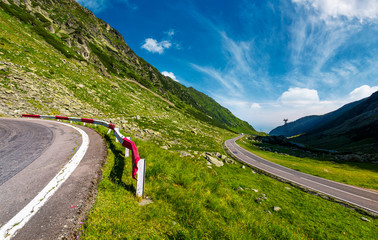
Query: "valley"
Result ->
[[0, 0, 377, 239]]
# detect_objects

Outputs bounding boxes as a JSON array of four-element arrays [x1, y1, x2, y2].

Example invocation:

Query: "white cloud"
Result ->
[[286, 0, 378, 94], [287, 3, 360, 79], [218, 85, 378, 132], [292, 0, 378, 22], [161, 71, 179, 82], [251, 103, 261, 109], [214, 87, 358, 132], [348, 85, 378, 100], [191, 64, 243, 96], [141, 38, 171, 54], [191, 31, 267, 97], [279, 87, 320, 105]]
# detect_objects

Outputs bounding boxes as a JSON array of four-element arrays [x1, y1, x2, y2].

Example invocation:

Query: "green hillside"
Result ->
[[0, 0, 255, 134], [0, 0, 376, 239]]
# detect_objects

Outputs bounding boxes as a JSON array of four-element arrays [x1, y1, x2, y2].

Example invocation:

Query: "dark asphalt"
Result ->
[[225, 136, 378, 216], [0, 119, 54, 186], [0, 118, 107, 239]]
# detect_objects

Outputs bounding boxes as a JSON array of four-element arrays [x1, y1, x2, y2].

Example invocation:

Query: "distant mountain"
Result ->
[[0, 0, 255, 134], [270, 92, 378, 152], [269, 99, 364, 137]]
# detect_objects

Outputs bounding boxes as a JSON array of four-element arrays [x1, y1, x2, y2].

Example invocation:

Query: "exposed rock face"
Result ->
[[0, 61, 103, 118]]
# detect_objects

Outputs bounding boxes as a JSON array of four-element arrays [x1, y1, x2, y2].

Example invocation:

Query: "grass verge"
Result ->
[[237, 138, 378, 191]]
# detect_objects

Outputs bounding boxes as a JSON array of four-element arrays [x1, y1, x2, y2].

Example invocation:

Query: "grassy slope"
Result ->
[[0, 5, 377, 239], [15, 0, 256, 135], [186, 87, 256, 134], [0, 6, 233, 152], [237, 138, 378, 190], [79, 125, 377, 239]]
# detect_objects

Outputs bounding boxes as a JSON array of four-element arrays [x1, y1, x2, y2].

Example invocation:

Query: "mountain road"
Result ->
[[225, 136, 378, 216], [0, 118, 107, 239]]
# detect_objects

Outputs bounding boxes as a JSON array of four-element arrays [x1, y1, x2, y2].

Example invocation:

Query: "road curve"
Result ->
[[225, 136, 378, 216], [0, 119, 54, 186], [0, 118, 107, 239]]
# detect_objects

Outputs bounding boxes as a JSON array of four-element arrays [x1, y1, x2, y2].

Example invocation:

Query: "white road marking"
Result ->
[[300, 177, 377, 203], [0, 122, 89, 240], [230, 141, 294, 176], [226, 138, 378, 215]]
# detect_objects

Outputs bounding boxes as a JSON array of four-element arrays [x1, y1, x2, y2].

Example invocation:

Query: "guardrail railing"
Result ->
[[21, 114, 145, 197]]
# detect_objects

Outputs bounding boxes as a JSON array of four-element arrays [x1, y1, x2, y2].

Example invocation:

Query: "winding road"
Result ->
[[0, 118, 106, 239], [225, 136, 378, 216]]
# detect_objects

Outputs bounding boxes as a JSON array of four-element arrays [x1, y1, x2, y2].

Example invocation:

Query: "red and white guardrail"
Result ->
[[21, 114, 145, 197]]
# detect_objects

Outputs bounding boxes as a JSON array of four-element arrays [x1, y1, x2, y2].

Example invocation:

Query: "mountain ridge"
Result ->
[[269, 98, 364, 137], [270, 92, 378, 152], [0, 0, 255, 134]]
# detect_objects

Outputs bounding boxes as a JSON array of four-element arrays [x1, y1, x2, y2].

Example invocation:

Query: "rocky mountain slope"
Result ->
[[270, 92, 378, 153], [0, 0, 255, 134]]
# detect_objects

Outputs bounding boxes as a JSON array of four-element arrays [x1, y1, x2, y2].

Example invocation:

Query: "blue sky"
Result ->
[[76, 0, 378, 132]]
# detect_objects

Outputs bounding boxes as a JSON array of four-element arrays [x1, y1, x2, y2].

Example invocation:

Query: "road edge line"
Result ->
[[0, 122, 89, 240]]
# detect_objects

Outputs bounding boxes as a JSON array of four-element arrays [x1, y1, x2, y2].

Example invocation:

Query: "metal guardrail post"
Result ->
[[125, 137, 130, 157], [136, 159, 146, 197]]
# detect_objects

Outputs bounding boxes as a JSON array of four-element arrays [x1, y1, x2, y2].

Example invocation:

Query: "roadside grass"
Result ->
[[237, 138, 378, 190], [79, 125, 377, 239]]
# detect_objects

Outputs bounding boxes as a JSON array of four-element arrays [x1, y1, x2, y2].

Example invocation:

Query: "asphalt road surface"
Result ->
[[0, 118, 107, 239], [225, 136, 378, 216]]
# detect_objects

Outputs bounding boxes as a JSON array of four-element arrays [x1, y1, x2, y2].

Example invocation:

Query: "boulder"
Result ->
[[139, 198, 153, 206], [224, 158, 235, 164], [206, 155, 224, 167], [360, 217, 370, 222], [180, 151, 192, 157], [273, 206, 281, 212]]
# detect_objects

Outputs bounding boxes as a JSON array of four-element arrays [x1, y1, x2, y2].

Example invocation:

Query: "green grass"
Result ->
[[1, 4, 377, 239], [77, 125, 377, 239], [237, 138, 378, 190]]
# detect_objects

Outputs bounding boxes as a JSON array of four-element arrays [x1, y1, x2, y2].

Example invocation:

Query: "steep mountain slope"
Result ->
[[186, 87, 254, 133], [270, 92, 378, 152], [0, 0, 255, 134]]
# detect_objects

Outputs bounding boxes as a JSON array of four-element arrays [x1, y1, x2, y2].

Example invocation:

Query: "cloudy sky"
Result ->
[[76, 0, 378, 132]]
